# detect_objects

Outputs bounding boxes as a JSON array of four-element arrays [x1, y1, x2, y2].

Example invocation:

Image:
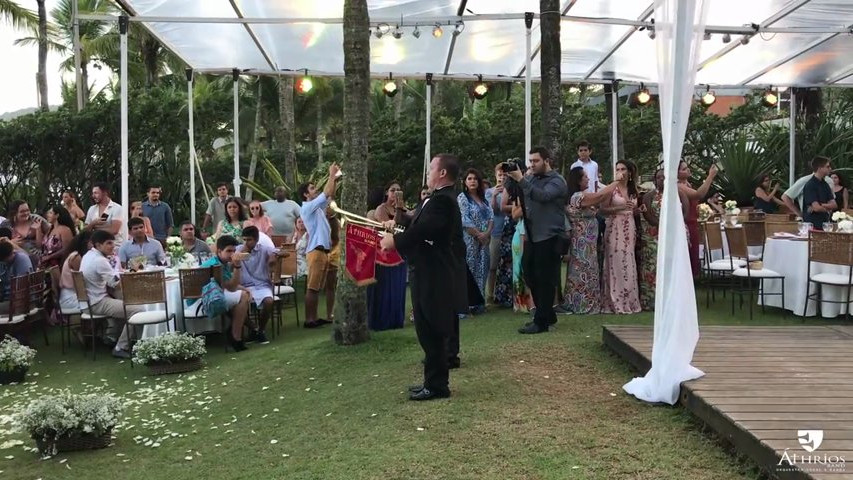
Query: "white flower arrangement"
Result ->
[[164, 237, 199, 268], [132, 332, 206, 366], [832, 211, 852, 222], [840, 220, 853, 233], [17, 391, 122, 455], [723, 199, 740, 215], [697, 203, 714, 221], [0, 336, 36, 372]]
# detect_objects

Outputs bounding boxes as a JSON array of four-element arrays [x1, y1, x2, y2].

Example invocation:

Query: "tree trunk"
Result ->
[[603, 82, 624, 177], [333, 0, 370, 346], [393, 79, 403, 129], [277, 77, 297, 190], [36, 0, 48, 111], [316, 101, 324, 165], [245, 80, 264, 201], [539, 0, 562, 168], [81, 61, 90, 106]]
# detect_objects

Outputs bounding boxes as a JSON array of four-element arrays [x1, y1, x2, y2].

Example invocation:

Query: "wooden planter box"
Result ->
[[34, 430, 112, 455], [146, 357, 203, 376], [0, 367, 27, 385]]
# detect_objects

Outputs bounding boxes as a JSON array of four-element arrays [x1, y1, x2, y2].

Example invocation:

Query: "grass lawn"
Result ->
[[0, 290, 829, 480]]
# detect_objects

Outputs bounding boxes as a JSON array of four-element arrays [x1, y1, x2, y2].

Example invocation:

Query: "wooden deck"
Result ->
[[603, 325, 853, 480]]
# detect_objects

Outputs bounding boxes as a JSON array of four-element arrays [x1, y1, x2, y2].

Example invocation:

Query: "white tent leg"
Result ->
[[610, 82, 619, 177], [72, 0, 83, 110], [120, 16, 129, 215], [187, 69, 196, 224], [232, 69, 242, 197], [424, 73, 432, 186], [524, 12, 533, 165], [789, 89, 797, 186]]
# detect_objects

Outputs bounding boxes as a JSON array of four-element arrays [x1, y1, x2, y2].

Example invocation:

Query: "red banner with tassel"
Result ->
[[344, 223, 378, 286]]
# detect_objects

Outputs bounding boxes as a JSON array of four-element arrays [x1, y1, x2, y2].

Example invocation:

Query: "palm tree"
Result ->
[[36, 0, 48, 110], [277, 77, 297, 189], [0, 0, 38, 30], [333, 0, 370, 346], [539, 0, 562, 166]]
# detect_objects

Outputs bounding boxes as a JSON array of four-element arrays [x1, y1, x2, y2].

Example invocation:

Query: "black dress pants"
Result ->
[[414, 302, 450, 394], [522, 236, 560, 328]]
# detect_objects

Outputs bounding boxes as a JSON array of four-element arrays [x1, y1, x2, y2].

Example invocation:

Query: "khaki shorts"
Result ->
[[328, 244, 341, 272], [306, 249, 330, 292]]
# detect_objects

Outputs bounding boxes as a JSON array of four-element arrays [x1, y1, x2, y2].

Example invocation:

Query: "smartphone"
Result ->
[[394, 191, 404, 208], [100, 213, 109, 221], [334, 170, 344, 179]]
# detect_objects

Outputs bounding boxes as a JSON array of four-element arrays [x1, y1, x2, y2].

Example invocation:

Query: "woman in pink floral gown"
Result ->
[[601, 160, 641, 314]]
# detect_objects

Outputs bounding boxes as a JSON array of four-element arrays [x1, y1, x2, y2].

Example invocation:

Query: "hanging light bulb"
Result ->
[[472, 75, 489, 100], [383, 76, 398, 97], [432, 24, 443, 38], [740, 35, 751, 45], [635, 83, 651, 105], [762, 88, 778, 107], [722, 33, 731, 43], [412, 25, 421, 38], [392, 25, 403, 39], [700, 86, 716, 106], [296, 76, 313, 95], [374, 23, 390, 39]]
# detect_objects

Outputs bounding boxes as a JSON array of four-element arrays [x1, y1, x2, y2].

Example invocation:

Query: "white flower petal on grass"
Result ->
[[370, 413, 377, 417], [272, 408, 279, 413], [543, 375, 550, 379], [325, 413, 332, 417], [304, 388, 311, 392], [372, 374, 379, 377], [66, 464, 72, 470], [282, 454, 290, 458], [416, 427, 425, 431], [116, 453, 125, 457], [152, 443, 160, 448], [519, 360, 525, 363], [184, 456, 193, 461], [270, 440, 278, 444], [275, 377, 281, 381], [59, 459, 67, 464], [4, 455, 13, 459], [337, 383, 342, 387], [609, 393, 617, 397], [261, 386, 269, 391], [572, 466, 580, 470]]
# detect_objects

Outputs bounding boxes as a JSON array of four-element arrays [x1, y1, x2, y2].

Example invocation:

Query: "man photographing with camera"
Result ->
[[505, 147, 568, 334]]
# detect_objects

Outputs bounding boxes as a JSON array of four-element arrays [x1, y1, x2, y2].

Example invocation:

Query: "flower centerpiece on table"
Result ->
[[832, 211, 853, 233], [165, 236, 198, 269], [18, 391, 122, 455], [724, 200, 740, 215], [132, 332, 206, 374], [0, 336, 36, 384], [697, 203, 714, 222]]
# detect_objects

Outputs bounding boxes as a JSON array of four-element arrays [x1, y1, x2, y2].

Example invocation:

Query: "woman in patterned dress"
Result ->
[[601, 160, 642, 314], [639, 169, 690, 311], [458, 168, 493, 314], [562, 167, 621, 314], [213, 198, 247, 242], [492, 182, 516, 308]]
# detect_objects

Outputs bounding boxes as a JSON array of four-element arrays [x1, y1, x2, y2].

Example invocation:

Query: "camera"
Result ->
[[500, 159, 523, 173]]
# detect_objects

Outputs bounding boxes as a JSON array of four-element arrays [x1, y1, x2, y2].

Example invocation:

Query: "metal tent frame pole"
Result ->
[[119, 16, 129, 215], [72, 0, 83, 110], [789, 89, 797, 186], [187, 69, 196, 224], [424, 73, 432, 186], [610, 81, 619, 176], [524, 12, 533, 165], [232, 69, 241, 197]]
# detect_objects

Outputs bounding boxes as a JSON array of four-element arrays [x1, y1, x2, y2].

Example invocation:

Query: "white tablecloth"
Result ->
[[699, 224, 763, 262], [759, 237, 853, 318], [139, 276, 221, 339]]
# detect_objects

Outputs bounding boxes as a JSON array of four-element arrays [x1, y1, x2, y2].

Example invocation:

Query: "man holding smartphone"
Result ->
[[85, 182, 127, 247]]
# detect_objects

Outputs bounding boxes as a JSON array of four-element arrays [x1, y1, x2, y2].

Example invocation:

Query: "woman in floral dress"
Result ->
[[562, 167, 620, 314], [213, 198, 247, 242], [458, 168, 493, 313], [600, 161, 642, 314], [493, 188, 516, 308]]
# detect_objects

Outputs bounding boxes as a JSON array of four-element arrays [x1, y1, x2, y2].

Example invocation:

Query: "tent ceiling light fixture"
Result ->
[[722, 33, 731, 43], [700, 86, 716, 106], [296, 75, 313, 95], [762, 88, 778, 107], [383, 76, 398, 97], [374, 23, 390, 39], [472, 75, 488, 100], [635, 83, 651, 106], [392, 25, 403, 39], [703, 31, 712, 40], [412, 25, 421, 38], [432, 24, 443, 38], [740, 35, 751, 45], [453, 21, 465, 36]]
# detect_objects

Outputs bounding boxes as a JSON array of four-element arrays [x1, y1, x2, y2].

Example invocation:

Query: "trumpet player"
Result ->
[[297, 163, 341, 329]]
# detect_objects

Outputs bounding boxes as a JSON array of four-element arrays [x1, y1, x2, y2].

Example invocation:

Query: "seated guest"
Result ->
[[195, 235, 251, 352], [118, 217, 166, 270], [802, 156, 836, 229], [236, 226, 285, 344], [0, 239, 34, 314], [58, 231, 92, 314], [179, 221, 211, 255], [129, 201, 154, 238], [753, 174, 785, 214], [213, 198, 246, 241], [706, 193, 726, 215], [244, 200, 273, 236], [80, 230, 144, 359], [62, 191, 87, 224], [831, 171, 849, 211], [2, 200, 47, 266]]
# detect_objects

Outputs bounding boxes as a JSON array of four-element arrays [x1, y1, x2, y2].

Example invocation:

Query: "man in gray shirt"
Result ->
[[262, 186, 301, 236], [178, 221, 211, 255], [203, 183, 230, 236], [142, 185, 174, 241], [505, 146, 568, 334], [118, 217, 166, 269]]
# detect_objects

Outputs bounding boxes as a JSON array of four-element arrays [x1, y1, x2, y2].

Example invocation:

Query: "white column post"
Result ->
[[524, 12, 533, 165], [187, 69, 197, 224], [72, 0, 83, 110], [611, 81, 619, 176], [119, 16, 129, 214], [789, 88, 797, 186], [424, 73, 433, 186], [232, 69, 242, 197]]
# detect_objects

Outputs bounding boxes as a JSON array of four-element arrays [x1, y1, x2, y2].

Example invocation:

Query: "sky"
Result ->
[[0, 0, 110, 115]]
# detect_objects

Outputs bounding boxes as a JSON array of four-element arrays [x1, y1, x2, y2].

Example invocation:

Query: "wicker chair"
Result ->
[[742, 221, 767, 260], [276, 244, 300, 328], [270, 235, 288, 248], [0, 274, 31, 333], [764, 221, 799, 237], [71, 271, 109, 360], [725, 226, 785, 319], [179, 265, 229, 350], [25, 270, 50, 346], [765, 213, 796, 222], [120, 271, 176, 362], [700, 222, 740, 308], [803, 231, 853, 318]]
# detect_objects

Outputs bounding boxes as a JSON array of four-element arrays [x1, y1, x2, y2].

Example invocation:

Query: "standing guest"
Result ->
[[782, 170, 835, 218], [570, 140, 599, 193], [600, 160, 642, 314], [129, 201, 154, 238], [3, 200, 46, 265], [262, 186, 301, 236], [41, 205, 76, 295], [244, 200, 273, 236], [678, 162, 718, 277], [706, 192, 727, 216], [485, 164, 507, 303], [197, 235, 251, 352], [505, 147, 568, 334], [141, 185, 173, 242], [458, 168, 493, 314], [118, 217, 166, 269], [85, 182, 126, 247], [178, 221, 211, 256], [510, 185, 533, 313], [639, 169, 689, 311], [298, 164, 340, 329], [202, 183, 230, 237], [560, 167, 621, 314], [380, 153, 466, 401], [802, 156, 836, 229], [831, 171, 849, 212], [493, 169, 518, 308], [366, 181, 407, 331], [58, 231, 92, 314], [213, 198, 247, 241], [80, 230, 142, 359], [290, 217, 308, 278], [62, 191, 86, 224], [753, 175, 786, 214], [237, 226, 286, 344], [0, 240, 34, 314]]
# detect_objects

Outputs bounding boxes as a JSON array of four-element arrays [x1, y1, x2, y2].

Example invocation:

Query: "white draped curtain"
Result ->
[[623, 0, 709, 405]]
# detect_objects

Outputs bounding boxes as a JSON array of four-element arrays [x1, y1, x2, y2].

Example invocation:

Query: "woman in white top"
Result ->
[[290, 217, 308, 278], [58, 231, 92, 313]]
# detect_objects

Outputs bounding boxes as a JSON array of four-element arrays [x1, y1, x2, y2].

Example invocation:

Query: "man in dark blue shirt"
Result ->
[[141, 185, 174, 242], [801, 156, 836, 229], [0, 240, 34, 314]]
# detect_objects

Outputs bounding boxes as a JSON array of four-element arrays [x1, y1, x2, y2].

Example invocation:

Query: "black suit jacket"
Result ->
[[394, 185, 467, 334]]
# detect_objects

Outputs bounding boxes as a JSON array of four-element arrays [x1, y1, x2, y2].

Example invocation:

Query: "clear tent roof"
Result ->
[[113, 0, 853, 87]]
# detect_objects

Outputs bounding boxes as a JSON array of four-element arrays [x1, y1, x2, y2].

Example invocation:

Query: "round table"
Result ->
[[760, 237, 853, 318]]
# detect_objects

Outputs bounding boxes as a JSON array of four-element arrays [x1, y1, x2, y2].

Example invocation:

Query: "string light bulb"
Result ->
[[432, 24, 443, 38], [472, 76, 489, 100], [762, 88, 778, 107], [296, 76, 313, 95], [636, 83, 651, 105], [382, 76, 398, 97], [700, 86, 716, 106]]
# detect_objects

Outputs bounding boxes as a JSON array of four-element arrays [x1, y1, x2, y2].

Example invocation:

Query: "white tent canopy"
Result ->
[[96, 0, 853, 87]]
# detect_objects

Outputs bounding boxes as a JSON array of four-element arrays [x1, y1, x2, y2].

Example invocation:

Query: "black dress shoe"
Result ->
[[518, 323, 549, 334], [448, 357, 461, 369], [408, 384, 424, 393], [409, 388, 450, 401]]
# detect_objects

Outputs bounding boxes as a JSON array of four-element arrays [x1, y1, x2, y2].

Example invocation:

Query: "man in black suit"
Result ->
[[380, 154, 467, 401]]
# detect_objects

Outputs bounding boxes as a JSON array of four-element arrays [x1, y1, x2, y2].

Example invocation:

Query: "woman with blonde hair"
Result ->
[[130, 201, 154, 238], [244, 200, 273, 236]]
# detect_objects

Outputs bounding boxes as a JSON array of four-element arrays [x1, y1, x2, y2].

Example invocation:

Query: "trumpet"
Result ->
[[328, 201, 404, 235]]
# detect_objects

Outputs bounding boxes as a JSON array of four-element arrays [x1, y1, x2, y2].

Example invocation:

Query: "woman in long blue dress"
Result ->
[[458, 169, 493, 314], [366, 182, 407, 331]]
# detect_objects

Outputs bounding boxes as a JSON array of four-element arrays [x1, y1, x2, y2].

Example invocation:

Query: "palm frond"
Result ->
[[0, 0, 39, 31]]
